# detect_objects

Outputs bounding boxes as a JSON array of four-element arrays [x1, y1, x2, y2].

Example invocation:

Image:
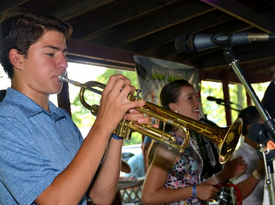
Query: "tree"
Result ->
[[96, 68, 139, 87], [71, 67, 142, 145], [96, 68, 142, 145], [201, 81, 269, 127]]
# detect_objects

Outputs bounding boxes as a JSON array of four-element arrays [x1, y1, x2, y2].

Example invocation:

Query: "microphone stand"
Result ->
[[222, 48, 275, 205], [258, 144, 275, 205]]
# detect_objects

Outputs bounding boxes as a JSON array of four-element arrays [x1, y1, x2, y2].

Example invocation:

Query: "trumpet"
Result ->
[[59, 75, 243, 164]]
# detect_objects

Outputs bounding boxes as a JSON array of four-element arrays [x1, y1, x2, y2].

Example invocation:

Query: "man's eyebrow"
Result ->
[[45, 45, 68, 52]]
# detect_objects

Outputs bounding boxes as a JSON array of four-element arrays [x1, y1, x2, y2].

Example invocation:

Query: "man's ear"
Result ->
[[168, 103, 177, 112], [9, 49, 23, 69]]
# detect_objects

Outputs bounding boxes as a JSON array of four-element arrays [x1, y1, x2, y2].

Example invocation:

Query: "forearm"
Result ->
[[142, 183, 193, 204], [207, 156, 247, 185], [89, 138, 123, 204], [236, 173, 262, 200], [142, 164, 193, 204]]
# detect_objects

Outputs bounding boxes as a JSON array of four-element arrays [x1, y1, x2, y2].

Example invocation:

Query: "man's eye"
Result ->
[[46, 53, 54, 57]]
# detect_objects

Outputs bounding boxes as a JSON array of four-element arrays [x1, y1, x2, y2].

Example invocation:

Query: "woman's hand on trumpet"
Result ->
[[96, 74, 151, 134]]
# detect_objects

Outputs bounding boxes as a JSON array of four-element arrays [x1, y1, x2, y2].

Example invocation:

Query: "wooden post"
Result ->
[[246, 91, 252, 106], [221, 70, 232, 126]]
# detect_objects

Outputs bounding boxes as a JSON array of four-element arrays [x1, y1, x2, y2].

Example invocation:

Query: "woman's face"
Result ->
[[170, 85, 201, 121]]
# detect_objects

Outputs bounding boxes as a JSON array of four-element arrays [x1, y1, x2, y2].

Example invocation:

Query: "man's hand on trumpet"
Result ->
[[95, 74, 151, 137]]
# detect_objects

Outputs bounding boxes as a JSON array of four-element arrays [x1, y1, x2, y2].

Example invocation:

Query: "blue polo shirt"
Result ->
[[0, 88, 85, 205]]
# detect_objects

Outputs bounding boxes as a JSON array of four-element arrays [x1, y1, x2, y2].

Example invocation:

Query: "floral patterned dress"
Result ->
[[163, 134, 204, 205]]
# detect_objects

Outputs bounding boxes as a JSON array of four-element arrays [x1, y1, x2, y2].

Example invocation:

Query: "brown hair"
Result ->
[[0, 8, 73, 78]]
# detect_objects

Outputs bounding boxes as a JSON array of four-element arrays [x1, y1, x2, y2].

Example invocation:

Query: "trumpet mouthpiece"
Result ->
[[58, 75, 67, 82]]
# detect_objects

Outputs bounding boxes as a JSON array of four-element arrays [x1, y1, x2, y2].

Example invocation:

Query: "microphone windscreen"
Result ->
[[175, 34, 196, 53], [207, 96, 216, 101], [248, 123, 266, 143]]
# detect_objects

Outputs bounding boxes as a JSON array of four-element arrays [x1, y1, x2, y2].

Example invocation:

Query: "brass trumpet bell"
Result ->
[[59, 75, 243, 164], [138, 101, 243, 164]]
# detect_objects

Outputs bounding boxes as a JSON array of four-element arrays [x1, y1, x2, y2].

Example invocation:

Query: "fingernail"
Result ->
[[138, 118, 145, 123]]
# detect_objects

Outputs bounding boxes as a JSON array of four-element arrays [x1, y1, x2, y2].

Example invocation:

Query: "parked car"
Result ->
[[121, 144, 142, 162]]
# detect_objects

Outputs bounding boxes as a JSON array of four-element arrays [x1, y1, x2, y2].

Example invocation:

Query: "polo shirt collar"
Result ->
[[5, 88, 65, 121]]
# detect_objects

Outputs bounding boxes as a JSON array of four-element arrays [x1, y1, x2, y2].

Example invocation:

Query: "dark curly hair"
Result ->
[[0, 8, 73, 78]]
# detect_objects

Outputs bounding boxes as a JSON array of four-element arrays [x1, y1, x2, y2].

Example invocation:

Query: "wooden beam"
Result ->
[[66, 39, 136, 69], [0, 0, 31, 14], [199, 69, 273, 84], [140, 10, 232, 56], [170, 18, 253, 62], [72, 0, 181, 39], [92, 0, 214, 47], [170, 4, 275, 64], [47, 0, 116, 21], [187, 40, 275, 74], [200, 0, 275, 33]]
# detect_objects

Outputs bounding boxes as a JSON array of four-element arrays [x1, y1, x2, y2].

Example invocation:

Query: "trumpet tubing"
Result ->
[[59, 75, 243, 164]]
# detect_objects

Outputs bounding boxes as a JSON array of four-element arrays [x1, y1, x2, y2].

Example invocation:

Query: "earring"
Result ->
[[175, 110, 178, 113]]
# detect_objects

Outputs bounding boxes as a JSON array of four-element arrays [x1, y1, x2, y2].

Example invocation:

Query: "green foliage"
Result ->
[[0, 69, 5, 78], [123, 133, 143, 146], [95, 68, 142, 145], [96, 68, 140, 88], [71, 93, 98, 127], [201, 81, 269, 127], [71, 67, 142, 144], [201, 81, 227, 126]]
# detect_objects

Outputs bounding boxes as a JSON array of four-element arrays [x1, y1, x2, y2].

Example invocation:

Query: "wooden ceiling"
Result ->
[[1, 0, 275, 83]]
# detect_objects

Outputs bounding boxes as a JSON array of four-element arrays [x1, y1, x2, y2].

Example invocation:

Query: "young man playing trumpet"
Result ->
[[0, 8, 150, 205]]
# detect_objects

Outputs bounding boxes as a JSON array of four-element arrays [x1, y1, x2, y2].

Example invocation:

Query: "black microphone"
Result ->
[[248, 123, 275, 161], [175, 32, 275, 53], [206, 96, 233, 104]]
